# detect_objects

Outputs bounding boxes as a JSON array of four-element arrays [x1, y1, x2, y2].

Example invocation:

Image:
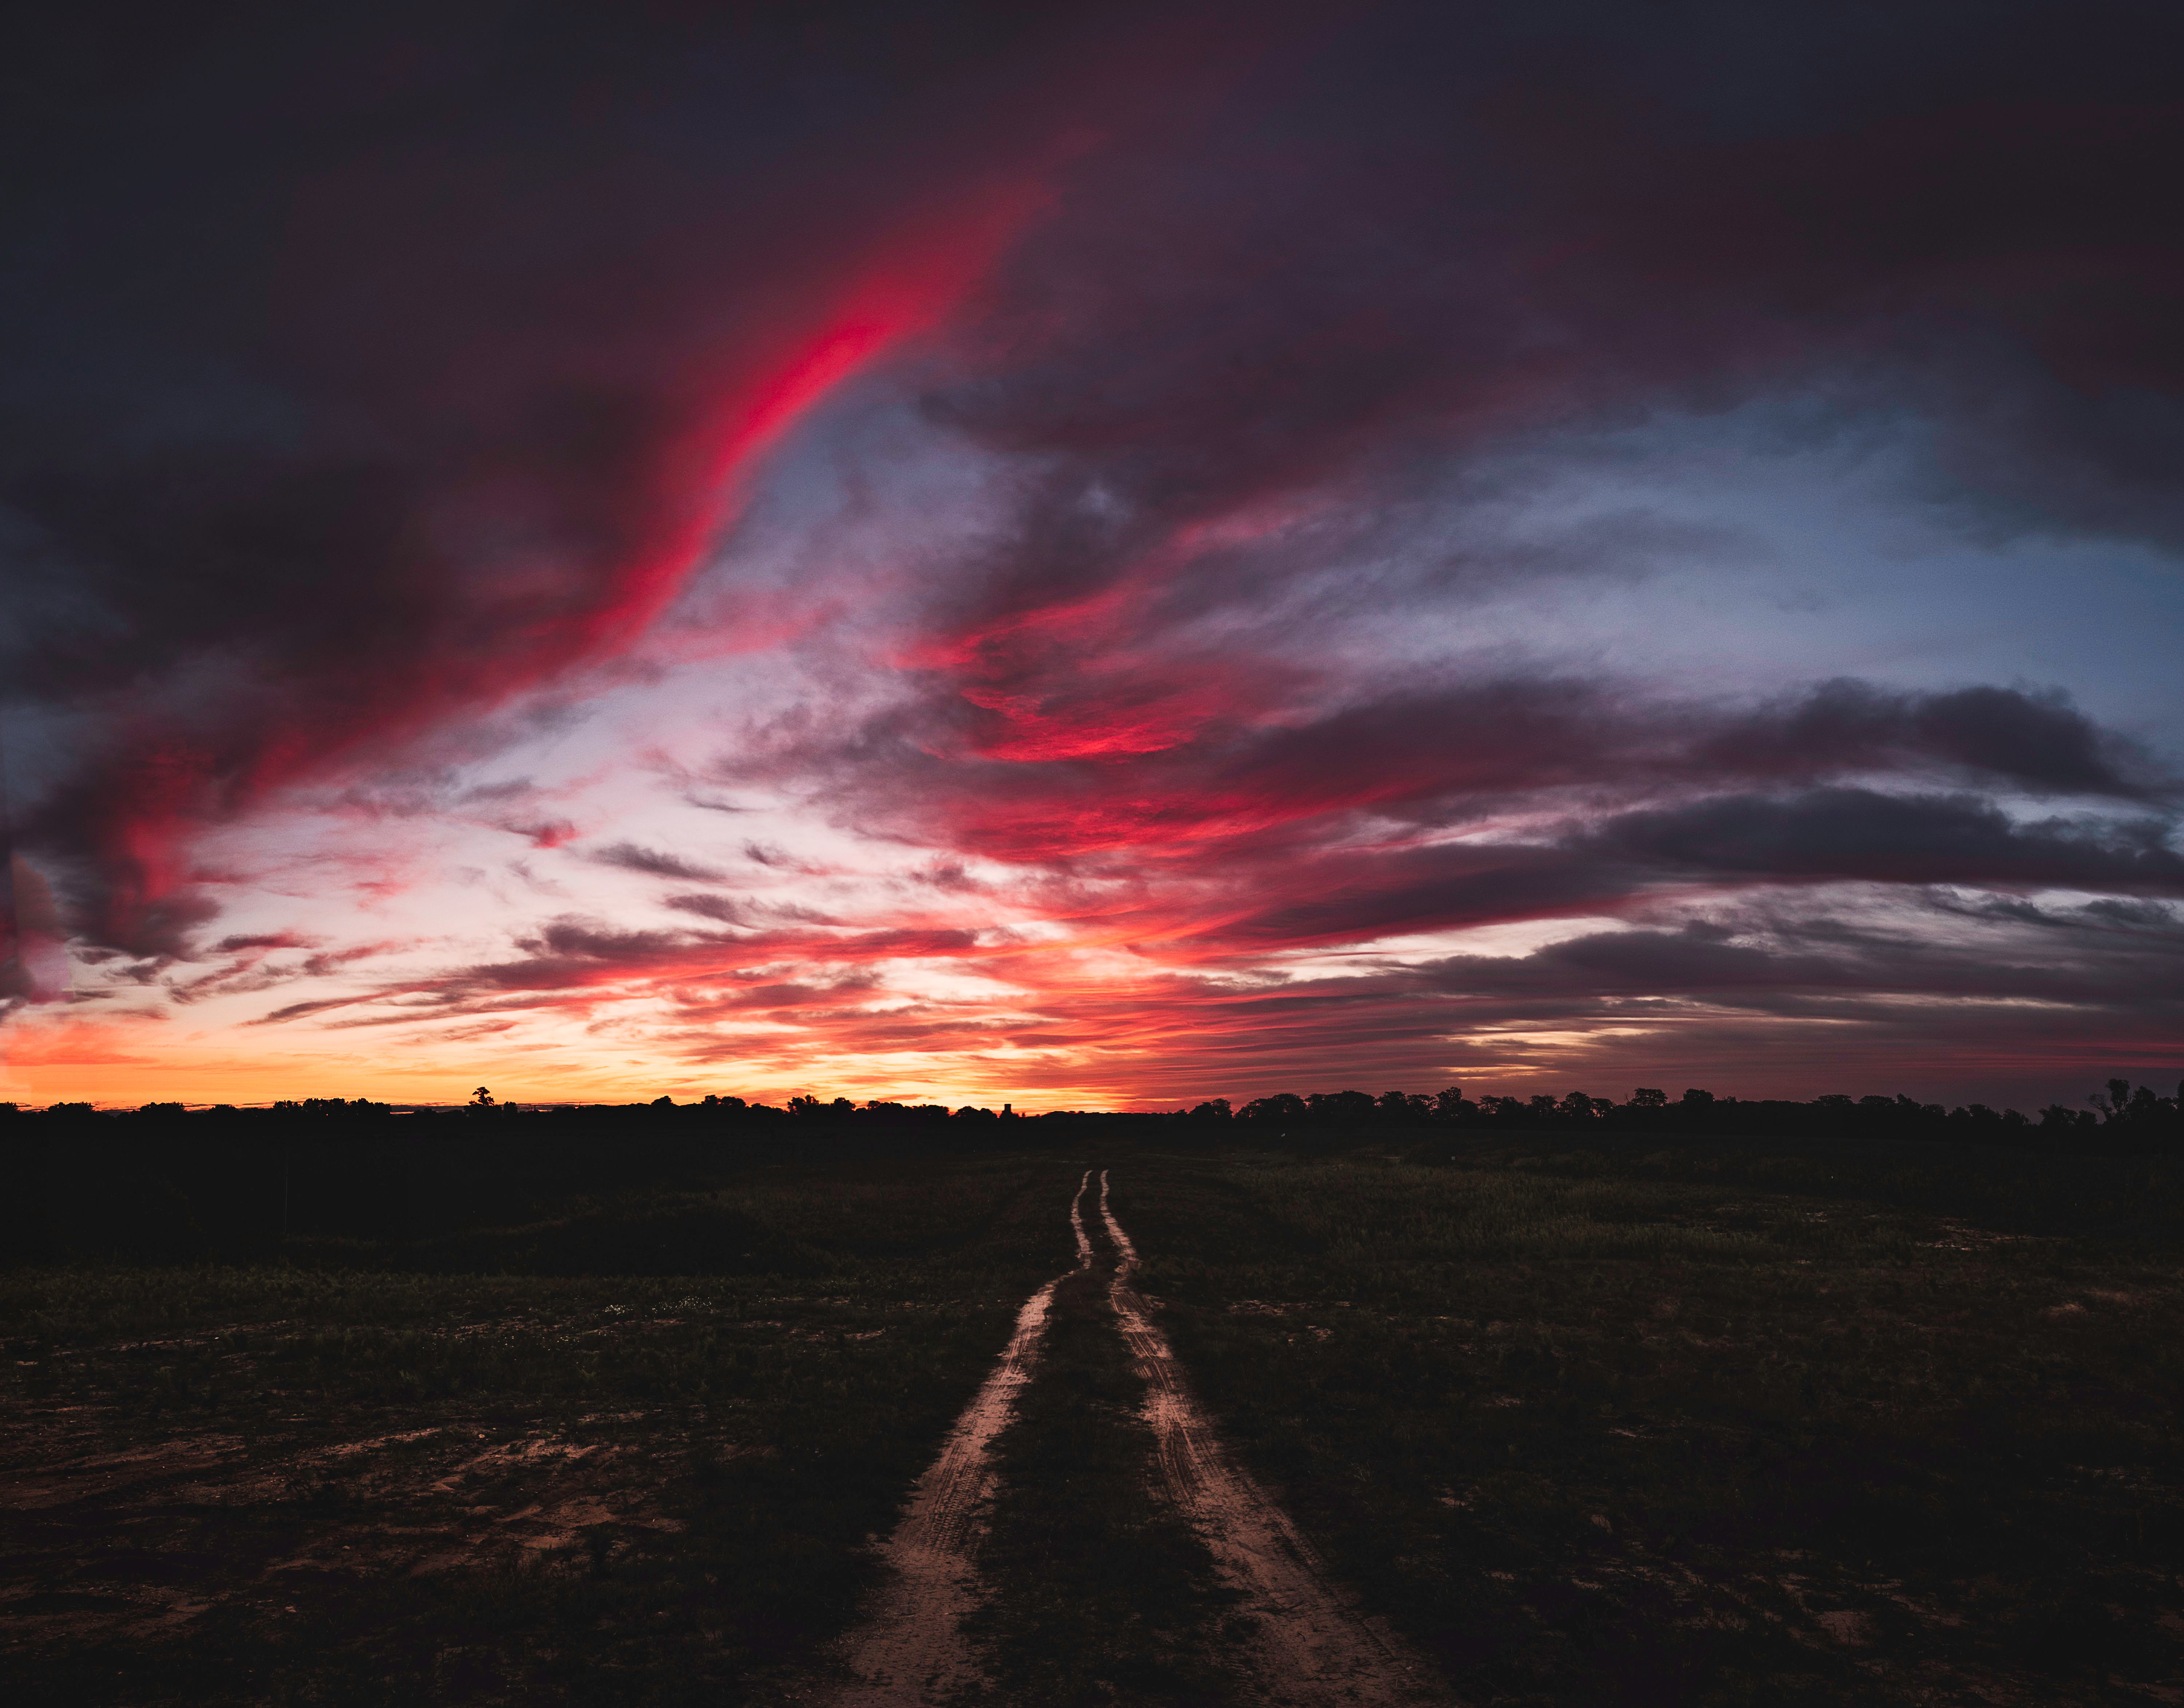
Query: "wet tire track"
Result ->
[[1099, 1170, 1447, 1705], [822, 1172, 1093, 1706]]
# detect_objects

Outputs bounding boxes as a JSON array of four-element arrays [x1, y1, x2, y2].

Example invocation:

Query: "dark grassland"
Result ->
[[0, 1153, 1086, 1706], [1116, 1137, 2184, 1707], [5, 1128, 2181, 1707]]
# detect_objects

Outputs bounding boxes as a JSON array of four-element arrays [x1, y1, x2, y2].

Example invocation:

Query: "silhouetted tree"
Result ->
[[2090, 1077, 2133, 1123]]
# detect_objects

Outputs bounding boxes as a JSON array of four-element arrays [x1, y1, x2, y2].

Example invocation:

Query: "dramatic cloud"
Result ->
[[2, 1, 2179, 1106], [589, 844, 727, 883], [0, 3, 1148, 953]]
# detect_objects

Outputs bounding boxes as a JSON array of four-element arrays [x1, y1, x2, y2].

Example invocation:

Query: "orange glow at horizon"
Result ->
[[0, 1014, 1166, 1113]]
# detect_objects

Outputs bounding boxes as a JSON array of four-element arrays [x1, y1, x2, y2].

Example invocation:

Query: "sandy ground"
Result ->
[[0, 1406, 685, 1650]]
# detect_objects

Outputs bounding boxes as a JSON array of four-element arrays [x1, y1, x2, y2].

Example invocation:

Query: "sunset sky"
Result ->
[[3, 1, 2180, 1110]]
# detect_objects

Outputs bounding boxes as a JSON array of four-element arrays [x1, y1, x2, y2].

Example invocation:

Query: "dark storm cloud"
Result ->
[[1178, 778, 2183, 957], [918, 0, 2184, 641], [1206, 847, 1631, 952], [1590, 789, 2184, 891], [1222, 679, 2164, 829], [1419, 910, 2184, 1011], [1696, 682, 2168, 800]]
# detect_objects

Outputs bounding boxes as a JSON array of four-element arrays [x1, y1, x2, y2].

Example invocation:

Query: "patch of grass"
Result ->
[[1424, 1127, 2184, 1249], [1114, 1148, 2184, 1706]]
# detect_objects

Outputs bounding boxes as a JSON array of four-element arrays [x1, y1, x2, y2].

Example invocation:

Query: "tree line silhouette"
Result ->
[[6, 1077, 2178, 1151], [3, 1075, 2176, 1269], [1210, 1077, 2184, 1151]]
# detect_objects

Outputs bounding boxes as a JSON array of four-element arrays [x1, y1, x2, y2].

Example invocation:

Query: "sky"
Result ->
[[3, 0, 2181, 1111]]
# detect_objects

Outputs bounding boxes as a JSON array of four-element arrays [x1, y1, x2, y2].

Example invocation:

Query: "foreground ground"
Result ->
[[2, 1131, 2180, 1704], [1124, 1140, 2184, 1705]]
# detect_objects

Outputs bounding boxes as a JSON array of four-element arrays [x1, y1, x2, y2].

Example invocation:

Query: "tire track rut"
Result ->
[[825, 1167, 1447, 1705], [823, 1171, 1094, 1706], [1099, 1170, 1446, 1705]]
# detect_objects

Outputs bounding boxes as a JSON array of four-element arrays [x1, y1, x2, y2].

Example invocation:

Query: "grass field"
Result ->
[[1117, 1138, 2184, 1705], [4, 1130, 2180, 1705]]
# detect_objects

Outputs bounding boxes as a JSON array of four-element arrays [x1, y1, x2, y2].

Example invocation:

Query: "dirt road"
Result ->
[[825, 1168, 1447, 1705]]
